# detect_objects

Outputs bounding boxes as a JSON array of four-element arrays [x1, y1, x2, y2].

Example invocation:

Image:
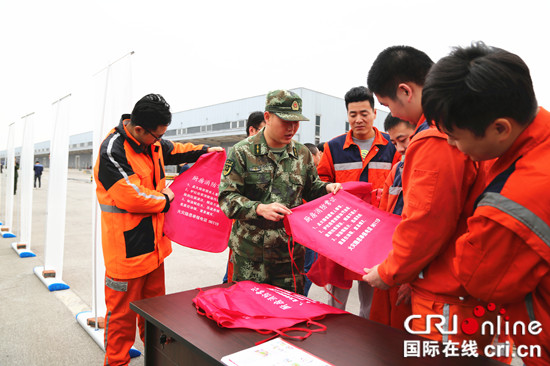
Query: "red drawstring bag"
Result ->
[[163, 151, 232, 253], [192, 281, 348, 344], [284, 186, 401, 288]]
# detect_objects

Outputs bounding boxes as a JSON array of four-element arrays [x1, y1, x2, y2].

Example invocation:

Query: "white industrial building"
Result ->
[[1, 88, 388, 170]]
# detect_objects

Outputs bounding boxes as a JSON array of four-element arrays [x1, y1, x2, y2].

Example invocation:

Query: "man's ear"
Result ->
[[492, 118, 513, 141], [397, 83, 414, 102], [263, 111, 270, 124]]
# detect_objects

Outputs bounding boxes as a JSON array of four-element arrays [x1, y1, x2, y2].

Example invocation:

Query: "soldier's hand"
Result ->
[[256, 203, 292, 221], [326, 183, 342, 194], [207, 146, 224, 152]]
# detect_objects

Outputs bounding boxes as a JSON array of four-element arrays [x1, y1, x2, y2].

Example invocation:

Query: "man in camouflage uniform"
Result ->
[[219, 89, 341, 294]]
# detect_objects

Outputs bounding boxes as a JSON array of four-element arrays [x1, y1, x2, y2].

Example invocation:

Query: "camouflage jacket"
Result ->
[[218, 130, 328, 260]]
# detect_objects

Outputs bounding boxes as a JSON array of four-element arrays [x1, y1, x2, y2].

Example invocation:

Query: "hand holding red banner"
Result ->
[[284, 188, 401, 280]]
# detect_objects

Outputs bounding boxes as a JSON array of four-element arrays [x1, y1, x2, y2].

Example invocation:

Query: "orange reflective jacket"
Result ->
[[453, 108, 550, 364], [317, 127, 400, 188], [94, 116, 207, 279], [378, 117, 488, 304]]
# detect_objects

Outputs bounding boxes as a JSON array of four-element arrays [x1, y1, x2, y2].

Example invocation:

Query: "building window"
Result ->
[[345, 121, 350, 132], [213, 122, 231, 131], [187, 126, 201, 134], [164, 129, 177, 136], [315, 115, 321, 145]]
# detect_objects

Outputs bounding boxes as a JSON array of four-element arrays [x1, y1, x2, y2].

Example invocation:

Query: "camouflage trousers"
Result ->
[[231, 243, 305, 294]]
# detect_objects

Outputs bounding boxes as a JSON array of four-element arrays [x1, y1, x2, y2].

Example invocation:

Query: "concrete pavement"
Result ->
[[0, 169, 360, 366]]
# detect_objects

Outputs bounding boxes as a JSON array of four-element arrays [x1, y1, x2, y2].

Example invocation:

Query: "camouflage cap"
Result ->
[[265, 89, 309, 121]]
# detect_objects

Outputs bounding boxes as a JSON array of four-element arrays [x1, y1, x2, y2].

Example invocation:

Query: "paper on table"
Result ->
[[221, 337, 334, 366]]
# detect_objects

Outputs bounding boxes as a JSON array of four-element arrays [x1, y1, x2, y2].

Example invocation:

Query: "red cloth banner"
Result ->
[[284, 189, 401, 279], [163, 151, 232, 253]]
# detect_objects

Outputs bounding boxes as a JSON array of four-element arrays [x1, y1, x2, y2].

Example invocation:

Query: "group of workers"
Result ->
[[95, 42, 548, 366]]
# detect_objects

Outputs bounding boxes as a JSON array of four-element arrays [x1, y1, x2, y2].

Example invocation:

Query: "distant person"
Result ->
[[219, 89, 341, 294], [422, 42, 549, 365], [304, 143, 322, 166], [316, 86, 400, 318], [94, 93, 223, 366], [178, 163, 190, 174], [245, 111, 266, 137], [0, 161, 3, 173], [316, 142, 324, 153], [222, 110, 267, 284], [14, 159, 19, 195], [316, 142, 324, 162], [34, 161, 44, 188]]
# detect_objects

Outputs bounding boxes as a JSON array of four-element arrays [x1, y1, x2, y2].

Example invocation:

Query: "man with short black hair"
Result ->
[[363, 45, 496, 350], [246, 111, 266, 137], [95, 93, 222, 366], [316, 86, 399, 318], [422, 42, 549, 364], [33, 161, 43, 188], [304, 142, 322, 166]]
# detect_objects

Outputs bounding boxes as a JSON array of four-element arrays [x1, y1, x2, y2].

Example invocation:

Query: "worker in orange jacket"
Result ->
[[363, 46, 498, 352], [422, 42, 549, 365], [95, 94, 223, 366], [369, 114, 415, 331], [316, 86, 400, 318]]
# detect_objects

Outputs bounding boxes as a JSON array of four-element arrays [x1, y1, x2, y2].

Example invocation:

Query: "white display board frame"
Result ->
[[34, 94, 72, 290]]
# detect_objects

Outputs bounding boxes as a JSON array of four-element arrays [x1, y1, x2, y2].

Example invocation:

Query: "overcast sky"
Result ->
[[1, 0, 549, 148]]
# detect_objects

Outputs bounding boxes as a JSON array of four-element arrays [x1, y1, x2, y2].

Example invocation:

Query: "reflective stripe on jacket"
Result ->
[[378, 116, 488, 303], [453, 107, 550, 362], [94, 116, 207, 279], [317, 127, 400, 189], [379, 161, 404, 215]]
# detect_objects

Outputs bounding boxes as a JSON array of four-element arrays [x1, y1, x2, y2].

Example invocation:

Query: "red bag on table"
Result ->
[[163, 151, 232, 253], [192, 281, 347, 344]]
